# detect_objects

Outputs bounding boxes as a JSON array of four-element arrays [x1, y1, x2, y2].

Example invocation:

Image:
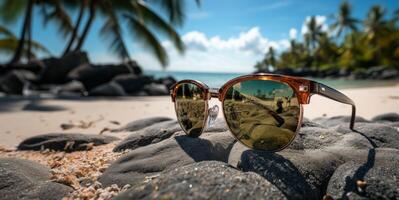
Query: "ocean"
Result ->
[[144, 70, 399, 89]]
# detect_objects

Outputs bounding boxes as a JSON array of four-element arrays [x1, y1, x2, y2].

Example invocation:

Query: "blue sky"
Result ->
[[1, 0, 398, 72]]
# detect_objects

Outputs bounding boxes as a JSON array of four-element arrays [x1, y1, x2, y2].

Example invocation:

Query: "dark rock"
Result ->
[[313, 116, 368, 128], [158, 76, 177, 89], [143, 83, 169, 95], [0, 158, 72, 200], [111, 117, 173, 132], [99, 132, 236, 186], [51, 80, 87, 96], [372, 112, 399, 122], [326, 155, 399, 199], [334, 122, 399, 149], [114, 161, 286, 200], [68, 62, 140, 90], [113, 74, 152, 94], [39, 51, 89, 84], [380, 69, 399, 79], [17, 133, 118, 152], [89, 82, 126, 96], [0, 70, 37, 94], [228, 144, 343, 200], [113, 120, 182, 152], [289, 126, 374, 150]]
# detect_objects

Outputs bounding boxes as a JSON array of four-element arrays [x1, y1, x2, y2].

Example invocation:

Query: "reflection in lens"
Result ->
[[223, 80, 300, 151], [175, 83, 207, 137]]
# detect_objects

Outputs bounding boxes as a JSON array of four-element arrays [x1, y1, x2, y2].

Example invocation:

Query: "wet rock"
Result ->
[[89, 82, 126, 96], [40, 51, 89, 84], [68, 63, 138, 90], [334, 122, 399, 149], [0, 70, 37, 94], [326, 154, 399, 199], [143, 83, 169, 96], [0, 158, 72, 200], [313, 116, 368, 128], [113, 74, 152, 94], [99, 132, 236, 187], [372, 112, 399, 122], [114, 161, 286, 200], [301, 118, 325, 128], [113, 120, 182, 152], [17, 133, 118, 152], [111, 117, 173, 132]]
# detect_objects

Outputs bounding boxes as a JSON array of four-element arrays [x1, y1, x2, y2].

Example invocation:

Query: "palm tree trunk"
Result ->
[[27, 5, 33, 62], [73, 0, 96, 52], [8, 0, 33, 65], [62, 1, 85, 56]]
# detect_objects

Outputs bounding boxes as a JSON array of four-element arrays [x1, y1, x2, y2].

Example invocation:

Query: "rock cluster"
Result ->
[[0, 52, 176, 97], [1, 113, 398, 199]]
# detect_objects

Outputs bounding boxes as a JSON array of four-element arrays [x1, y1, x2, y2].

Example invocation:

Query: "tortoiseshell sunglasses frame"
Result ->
[[170, 73, 356, 151]]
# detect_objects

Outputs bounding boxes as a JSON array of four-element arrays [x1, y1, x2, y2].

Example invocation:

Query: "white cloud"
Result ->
[[289, 28, 297, 40], [182, 27, 289, 55], [301, 15, 328, 35]]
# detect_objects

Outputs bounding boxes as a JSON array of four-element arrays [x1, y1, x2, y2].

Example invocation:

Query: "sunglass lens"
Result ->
[[223, 80, 300, 151], [175, 83, 207, 137]]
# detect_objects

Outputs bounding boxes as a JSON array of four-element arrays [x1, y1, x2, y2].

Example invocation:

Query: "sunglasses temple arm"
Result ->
[[311, 82, 356, 130]]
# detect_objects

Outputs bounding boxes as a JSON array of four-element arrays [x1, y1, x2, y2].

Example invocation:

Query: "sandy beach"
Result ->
[[0, 84, 398, 148]]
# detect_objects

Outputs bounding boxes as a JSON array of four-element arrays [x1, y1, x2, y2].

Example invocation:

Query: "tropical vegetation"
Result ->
[[0, 0, 200, 66], [255, 2, 399, 72]]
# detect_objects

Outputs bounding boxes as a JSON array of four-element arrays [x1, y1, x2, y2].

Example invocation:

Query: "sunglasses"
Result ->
[[170, 73, 356, 152]]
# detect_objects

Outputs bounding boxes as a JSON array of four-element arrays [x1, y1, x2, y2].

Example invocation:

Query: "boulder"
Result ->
[[113, 74, 152, 94], [372, 112, 399, 122], [326, 156, 399, 199], [68, 62, 141, 90], [17, 133, 119, 152], [158, 76, 177, 89], [39, 51, 89, 84], [313, 116, 368, 128], [111, 117, 173, 132], [0, 70, 37, 94], [114, 161, 286, 200], [89, 82, 126, 96], [143, 83, 169, 96], [0, 158, 72, 200], [113, 120, 182, 152], [99, 131, 236, 187]]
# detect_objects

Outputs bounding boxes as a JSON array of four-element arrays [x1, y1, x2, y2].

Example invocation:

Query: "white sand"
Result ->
[[0, 84, 398, 148]]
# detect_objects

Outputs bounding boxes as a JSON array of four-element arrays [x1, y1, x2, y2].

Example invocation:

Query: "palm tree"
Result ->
[[331, 1, 358, 38], [0, 0, 72, 64], [63, 0, 198, 67], [304, 16, 325, 52], [0, 25, 50, 58], [264, 47, 276, 69], [364, 5, 388, 62]]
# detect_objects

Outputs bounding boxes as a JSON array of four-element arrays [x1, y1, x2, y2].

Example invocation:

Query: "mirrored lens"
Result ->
[[223, 79, 300, 151], [175, 83, 207, 137]]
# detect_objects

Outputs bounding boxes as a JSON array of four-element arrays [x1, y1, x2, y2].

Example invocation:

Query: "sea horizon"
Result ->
[[144, 70, 399, 89]]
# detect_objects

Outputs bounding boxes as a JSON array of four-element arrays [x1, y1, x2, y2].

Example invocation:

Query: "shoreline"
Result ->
[[0, 84, 398, 148]]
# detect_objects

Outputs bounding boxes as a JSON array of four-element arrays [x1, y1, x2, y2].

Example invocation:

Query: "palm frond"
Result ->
[[147, 0, 185, 26], [0, 25, 15, 38], [135, 1, 185, 54], [41, 0, 74, 37], [0, 0, 26, 23], [124, 14, 168, 67], [99, 1, 131, 62]]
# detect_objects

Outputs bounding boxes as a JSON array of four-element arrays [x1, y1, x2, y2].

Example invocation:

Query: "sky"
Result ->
[[1, 0, 398, 73]]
